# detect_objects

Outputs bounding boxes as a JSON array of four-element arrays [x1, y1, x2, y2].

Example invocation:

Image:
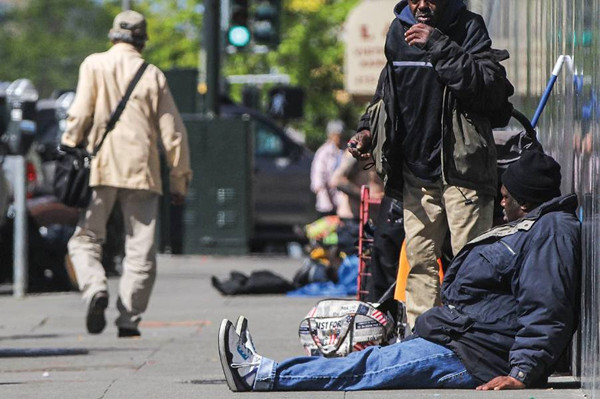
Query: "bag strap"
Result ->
[[307, 316, 355, 356], [92, 62, 149, 156]]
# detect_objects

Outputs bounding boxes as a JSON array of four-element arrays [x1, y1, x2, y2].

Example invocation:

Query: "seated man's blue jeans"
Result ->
[[254, 337, 479, 391]]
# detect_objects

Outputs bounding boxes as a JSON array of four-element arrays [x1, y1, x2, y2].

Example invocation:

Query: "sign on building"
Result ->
[[344, 0, 396, 97]]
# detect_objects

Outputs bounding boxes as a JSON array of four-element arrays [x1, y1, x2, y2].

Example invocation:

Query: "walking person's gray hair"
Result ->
[[326, 120, 344, 137]]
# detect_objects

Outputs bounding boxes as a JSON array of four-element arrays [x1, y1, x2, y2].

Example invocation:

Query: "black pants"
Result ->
[[366, 196, 405, 302]]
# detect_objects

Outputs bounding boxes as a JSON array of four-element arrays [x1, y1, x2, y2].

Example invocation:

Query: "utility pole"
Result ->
[[204, 0, 221, 116], [122, 0, 131, 10]]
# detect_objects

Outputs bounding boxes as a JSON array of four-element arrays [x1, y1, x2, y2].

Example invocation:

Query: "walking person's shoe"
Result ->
[[218, 318, 262, 392], [118, 328, 141, 338], [86, 291, 109, 334]]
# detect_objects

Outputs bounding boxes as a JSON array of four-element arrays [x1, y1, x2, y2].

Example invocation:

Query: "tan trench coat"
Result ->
[[61, 43, 192, 196]]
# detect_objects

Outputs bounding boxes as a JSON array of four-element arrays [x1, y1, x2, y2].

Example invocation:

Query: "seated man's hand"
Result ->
[[476, 376, 525, 391], [347, 130, 372, 160]]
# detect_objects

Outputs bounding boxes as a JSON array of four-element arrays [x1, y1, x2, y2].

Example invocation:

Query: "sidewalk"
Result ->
[[0, 255, 585, 398]]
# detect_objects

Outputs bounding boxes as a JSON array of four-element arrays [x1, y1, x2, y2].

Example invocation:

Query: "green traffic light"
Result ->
[[228, 25, 251, 47]]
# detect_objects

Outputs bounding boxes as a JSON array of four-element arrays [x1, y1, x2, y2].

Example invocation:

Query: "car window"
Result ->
[[255, 122, 285, 157]]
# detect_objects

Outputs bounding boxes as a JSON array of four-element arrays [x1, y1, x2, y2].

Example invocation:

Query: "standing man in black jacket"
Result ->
[[348, 0, 514, 326]]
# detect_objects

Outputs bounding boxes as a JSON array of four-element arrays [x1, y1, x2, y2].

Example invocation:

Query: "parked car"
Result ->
[[0, 90, 122, 292]]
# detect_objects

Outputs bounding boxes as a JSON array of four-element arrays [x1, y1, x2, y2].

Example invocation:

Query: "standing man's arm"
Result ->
[[61, 58, 97, 147], [411, 17, 513, 114], [156, 75, 192, 205], [348, 66, 388, 160]]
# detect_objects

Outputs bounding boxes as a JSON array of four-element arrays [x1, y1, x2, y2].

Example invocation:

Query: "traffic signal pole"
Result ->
[[204, 0, 221, 117]]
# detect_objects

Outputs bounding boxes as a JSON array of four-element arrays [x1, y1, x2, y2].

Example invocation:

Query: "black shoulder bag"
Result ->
[[54, 62, 148, 208]]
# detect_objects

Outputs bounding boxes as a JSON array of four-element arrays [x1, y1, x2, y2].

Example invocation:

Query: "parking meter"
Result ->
[[0, 81, 10, 135], [55, 90, 75, 134], [3, 79, 38, 155]]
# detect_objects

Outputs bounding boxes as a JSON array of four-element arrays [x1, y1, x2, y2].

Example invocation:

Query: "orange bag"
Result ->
[[394, 241, 444, 302]]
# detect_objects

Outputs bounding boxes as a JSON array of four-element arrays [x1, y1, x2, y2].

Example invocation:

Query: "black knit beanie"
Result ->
[[501, 150, 562, 205]]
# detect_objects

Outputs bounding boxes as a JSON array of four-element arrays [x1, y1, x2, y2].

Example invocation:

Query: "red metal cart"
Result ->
[[357, 185, 382, 301]]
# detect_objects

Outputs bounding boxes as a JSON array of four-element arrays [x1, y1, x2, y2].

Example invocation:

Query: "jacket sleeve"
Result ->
[[356, 66, 388, 132], [61, 57, 97, 147], [423, 15, 514, 113], [508, 232, 580, 386], [156, 74, 192, 196]]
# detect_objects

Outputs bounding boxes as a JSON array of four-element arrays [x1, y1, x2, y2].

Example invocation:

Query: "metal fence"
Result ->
[[469, 0, 600, 395]]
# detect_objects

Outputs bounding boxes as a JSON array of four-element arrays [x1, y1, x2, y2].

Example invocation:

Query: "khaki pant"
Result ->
[[402, 168, 493, 327], [68, 186, 159, 330]]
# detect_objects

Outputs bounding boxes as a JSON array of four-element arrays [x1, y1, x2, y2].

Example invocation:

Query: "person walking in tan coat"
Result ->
[[61, 10, 192, 338]]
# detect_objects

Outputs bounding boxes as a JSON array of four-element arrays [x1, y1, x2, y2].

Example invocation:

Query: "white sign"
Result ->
[[344, 0, 397, 96]]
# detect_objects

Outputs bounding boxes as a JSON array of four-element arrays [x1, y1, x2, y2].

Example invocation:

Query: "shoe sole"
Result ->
[[218, 319, 246, 392], [86, 294, 108, 334]]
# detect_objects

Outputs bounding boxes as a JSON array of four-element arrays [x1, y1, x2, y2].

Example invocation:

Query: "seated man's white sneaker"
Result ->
[[236, 315, 257, 353], [218, 319, 262, 392]]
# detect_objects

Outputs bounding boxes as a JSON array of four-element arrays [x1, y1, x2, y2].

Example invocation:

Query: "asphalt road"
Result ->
[[0, 255, 585, 398]]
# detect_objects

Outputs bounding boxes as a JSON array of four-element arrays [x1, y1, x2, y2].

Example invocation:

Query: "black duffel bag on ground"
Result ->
[[53, 62, 148, 208]]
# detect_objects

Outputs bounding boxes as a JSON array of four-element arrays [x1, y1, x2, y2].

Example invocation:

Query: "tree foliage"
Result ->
[[225, 0, 364, 150], [0, 0, 113, 96], [128, 0, 203, 70], [0, 0, 365, 151], [0, 0, 202, 97]]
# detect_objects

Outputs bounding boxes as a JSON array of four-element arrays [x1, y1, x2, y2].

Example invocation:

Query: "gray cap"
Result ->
[[108, 10, 148, 44]]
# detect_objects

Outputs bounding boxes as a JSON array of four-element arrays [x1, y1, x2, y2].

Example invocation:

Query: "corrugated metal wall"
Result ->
[[469, 0, 600, 396]]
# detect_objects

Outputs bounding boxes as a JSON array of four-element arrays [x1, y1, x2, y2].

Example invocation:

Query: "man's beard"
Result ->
[[415, 10, 435, 25]]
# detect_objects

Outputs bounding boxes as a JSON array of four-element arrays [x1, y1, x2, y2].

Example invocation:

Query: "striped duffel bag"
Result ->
[[298, 298, 398, 357]]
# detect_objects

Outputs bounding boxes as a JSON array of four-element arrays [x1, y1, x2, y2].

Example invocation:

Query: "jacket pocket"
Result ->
[[478, 240, 518, 278], [452, 108, 496, 180], [414, 306, 474, 344], [443, 99, 497, 196]]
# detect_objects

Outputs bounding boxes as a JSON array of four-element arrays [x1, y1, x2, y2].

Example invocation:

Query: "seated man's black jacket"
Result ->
[[415, 194, 581, 386]]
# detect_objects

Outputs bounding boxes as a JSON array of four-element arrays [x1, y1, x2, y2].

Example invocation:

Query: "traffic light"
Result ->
[[252, 0, 281, 47], [228, 0, 251, 48]]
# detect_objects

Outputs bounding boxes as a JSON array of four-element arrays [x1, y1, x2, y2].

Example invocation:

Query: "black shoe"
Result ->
[[86, 291, 108, 334], [118, 328, 141, 338]]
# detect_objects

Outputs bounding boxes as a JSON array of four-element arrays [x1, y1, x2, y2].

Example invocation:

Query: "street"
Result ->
[[0, 255, 585, 398]]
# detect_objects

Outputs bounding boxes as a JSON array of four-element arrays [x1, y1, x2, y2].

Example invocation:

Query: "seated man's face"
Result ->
[[500, 185, 526, 222]]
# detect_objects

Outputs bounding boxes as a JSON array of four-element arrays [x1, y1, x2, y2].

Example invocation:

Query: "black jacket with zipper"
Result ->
[[357, 0, 514, 199]]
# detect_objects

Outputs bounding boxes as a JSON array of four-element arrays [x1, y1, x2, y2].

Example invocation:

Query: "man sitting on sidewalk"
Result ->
[[218, 151, 581, 391]]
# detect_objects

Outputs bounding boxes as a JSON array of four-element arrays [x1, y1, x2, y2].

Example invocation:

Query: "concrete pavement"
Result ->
[[0, 255, 585, 398]]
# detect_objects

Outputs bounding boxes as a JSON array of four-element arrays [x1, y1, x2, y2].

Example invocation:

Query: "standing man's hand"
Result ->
[[476, 376, 525, 391], [171, 193, 186, 206], [347, 130, 373, 160], [405, 23, 434, 47]]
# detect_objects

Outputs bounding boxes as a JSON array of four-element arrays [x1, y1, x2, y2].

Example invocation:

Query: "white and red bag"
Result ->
[[298, 299, 399, 357]]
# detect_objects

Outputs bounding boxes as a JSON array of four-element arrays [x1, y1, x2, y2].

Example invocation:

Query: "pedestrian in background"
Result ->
[[310, 120, 345, 216], [349, 0, 513, 326], [329, 151, 383, 255], [61, 10, 192, 338]]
